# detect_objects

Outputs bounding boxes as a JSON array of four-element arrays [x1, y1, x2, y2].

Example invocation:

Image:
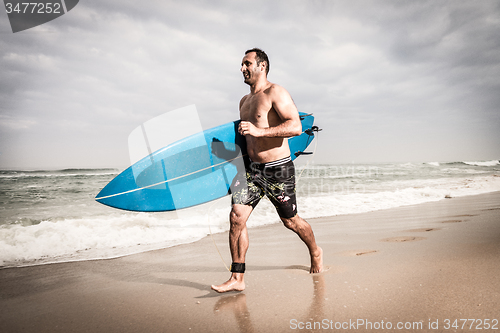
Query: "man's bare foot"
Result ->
[[310, 247, 323, 273], [211, 275, 245, 293]]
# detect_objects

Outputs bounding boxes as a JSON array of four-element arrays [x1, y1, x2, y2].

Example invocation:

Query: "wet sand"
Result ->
[[1, 192, 499, 332]]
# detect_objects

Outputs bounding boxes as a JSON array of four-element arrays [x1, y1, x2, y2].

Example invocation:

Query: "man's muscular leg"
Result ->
[[281, 215, 323, 273], [211, 204, 253, 293]]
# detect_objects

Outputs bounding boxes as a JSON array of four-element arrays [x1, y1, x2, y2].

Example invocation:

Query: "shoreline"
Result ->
[[1, 189, 497, 270], [1, 191, 499, 332], [2, 163, 499, 269]]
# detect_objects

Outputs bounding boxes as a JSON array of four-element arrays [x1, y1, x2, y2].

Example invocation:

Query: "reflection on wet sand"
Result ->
[[306, 274, 326, 322], [212, 273, 326, 332], [214, 293, 254, 333]]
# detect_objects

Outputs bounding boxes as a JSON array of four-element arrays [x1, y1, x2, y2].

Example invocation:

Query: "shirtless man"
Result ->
[[211, 48, 323, 293]]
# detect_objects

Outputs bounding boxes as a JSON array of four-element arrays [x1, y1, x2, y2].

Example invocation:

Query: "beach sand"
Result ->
[[1, 192, 499, 332]]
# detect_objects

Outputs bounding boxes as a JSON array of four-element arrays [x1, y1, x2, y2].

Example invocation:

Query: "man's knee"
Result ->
[[282, 215, 309, 232], [229, 210, 244, 226], [281, 215, 299, 231], [230, 205, 252, 227]]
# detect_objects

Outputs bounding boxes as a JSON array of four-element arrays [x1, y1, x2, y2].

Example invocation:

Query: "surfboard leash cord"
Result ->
[[207, 202, 231, 272], [296, 125, 320, 181]]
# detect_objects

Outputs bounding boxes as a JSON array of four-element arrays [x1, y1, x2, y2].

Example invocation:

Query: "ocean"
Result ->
[[1, 160, 499, 268]]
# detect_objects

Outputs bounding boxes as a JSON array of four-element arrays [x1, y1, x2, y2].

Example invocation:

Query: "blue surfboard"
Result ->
[[95, 113, 317, 212]]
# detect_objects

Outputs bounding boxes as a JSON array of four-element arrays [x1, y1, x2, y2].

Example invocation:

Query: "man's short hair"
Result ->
[[245, 48, 270, 76]]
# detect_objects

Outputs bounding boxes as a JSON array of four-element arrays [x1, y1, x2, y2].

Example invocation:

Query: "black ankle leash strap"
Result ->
[[230, 262, 246, 273]]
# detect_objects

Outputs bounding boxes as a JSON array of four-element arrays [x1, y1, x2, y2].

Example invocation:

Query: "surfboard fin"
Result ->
[[305, 126, 322, 136], [295, 126, 321, 157], [294, 151, 314, 157]]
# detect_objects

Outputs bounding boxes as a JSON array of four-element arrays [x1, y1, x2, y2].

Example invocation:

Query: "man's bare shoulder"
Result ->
[[265, 82, 285, 94], [239, 94, 249, 107], [265, 83, 292, 100], [264, 83, 295, 110]]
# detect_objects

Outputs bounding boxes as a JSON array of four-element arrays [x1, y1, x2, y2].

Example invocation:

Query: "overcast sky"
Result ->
[[1, 0, 499, 169]]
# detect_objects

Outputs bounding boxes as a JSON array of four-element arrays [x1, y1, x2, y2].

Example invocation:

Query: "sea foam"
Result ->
[[1, 161, 499, 267]]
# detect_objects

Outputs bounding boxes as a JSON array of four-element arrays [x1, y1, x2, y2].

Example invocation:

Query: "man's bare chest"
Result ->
[[240, 94, 273, 122]]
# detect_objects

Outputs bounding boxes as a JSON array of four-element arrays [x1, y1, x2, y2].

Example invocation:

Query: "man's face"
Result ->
[[241, 52, 264, 85]]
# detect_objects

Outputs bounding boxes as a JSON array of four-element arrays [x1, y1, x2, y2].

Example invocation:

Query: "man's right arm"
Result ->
[[262, 85, 302, 138], [239, 95, 248, 116]]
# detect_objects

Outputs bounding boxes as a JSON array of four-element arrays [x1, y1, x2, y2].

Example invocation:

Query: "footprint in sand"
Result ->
[[355, 250, 378, 256], [441, 214, 477, 223], [340, 250, 379, 257], [406, 227, 441, 232], [380, 236, 426, 242], [441, 219, 464, 223]]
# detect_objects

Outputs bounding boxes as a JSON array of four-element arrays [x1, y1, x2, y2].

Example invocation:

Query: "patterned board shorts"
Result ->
[[231, 156, 298, 219]]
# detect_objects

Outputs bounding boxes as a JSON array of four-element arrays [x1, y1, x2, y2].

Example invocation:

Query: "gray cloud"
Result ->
[[0, 0, 498, 168]]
